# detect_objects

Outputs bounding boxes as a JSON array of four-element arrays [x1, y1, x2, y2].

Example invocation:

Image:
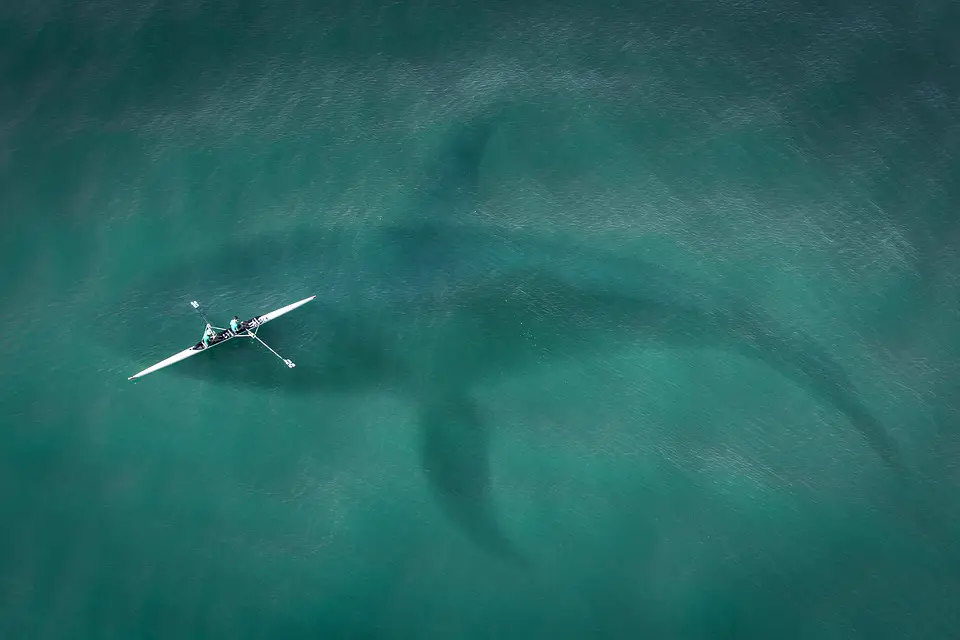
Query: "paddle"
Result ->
[[190, 300, 224, 331], [245, 331, 297, 368]]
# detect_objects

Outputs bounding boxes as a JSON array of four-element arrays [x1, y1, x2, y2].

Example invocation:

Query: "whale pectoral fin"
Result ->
[[419, 392, 527, 566]]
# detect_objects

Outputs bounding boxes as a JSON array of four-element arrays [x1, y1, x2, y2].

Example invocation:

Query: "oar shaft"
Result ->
[[190, 300, 214, 327], [247, 332, 296, 368]]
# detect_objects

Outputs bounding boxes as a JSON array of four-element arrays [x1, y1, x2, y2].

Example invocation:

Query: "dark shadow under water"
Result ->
[[107, 108, 926, 566]]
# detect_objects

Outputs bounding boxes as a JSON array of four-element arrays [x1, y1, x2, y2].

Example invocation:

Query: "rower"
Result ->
[[229, 316, 242, 333], [202, 324, 216, 347]]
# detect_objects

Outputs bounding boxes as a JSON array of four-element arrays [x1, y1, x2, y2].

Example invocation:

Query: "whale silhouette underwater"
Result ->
[[113, 111, 911, 564]]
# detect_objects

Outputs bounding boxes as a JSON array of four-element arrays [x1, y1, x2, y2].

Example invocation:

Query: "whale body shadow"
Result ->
[[113, 109, 908, 565]]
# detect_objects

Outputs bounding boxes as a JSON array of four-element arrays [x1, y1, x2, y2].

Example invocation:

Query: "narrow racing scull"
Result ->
[[127, 295, 315, 381]]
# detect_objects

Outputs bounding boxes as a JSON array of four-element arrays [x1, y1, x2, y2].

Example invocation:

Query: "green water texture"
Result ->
[[2, 1, 959, 638]]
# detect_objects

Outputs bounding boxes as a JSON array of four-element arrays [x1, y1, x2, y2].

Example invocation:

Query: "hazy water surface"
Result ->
[[2, 1, 959, 638]]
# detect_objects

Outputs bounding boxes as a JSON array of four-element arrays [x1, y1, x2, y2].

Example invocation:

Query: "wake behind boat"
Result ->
[[127, 295, 315, 381]]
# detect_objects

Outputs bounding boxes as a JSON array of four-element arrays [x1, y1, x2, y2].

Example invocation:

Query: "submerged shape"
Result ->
[[419, 392, 529, 565], [108, 108, 906, 564]]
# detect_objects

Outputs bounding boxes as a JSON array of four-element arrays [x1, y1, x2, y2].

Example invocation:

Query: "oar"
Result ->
[[190, 300, 225, 331], [246, 332, 297, 369]]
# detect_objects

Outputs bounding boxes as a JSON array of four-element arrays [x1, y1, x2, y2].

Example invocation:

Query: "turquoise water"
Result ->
[[2, 1, 959, 638]]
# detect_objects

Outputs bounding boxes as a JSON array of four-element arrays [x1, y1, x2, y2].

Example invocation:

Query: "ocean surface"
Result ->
[[2, 1, 959, 638]]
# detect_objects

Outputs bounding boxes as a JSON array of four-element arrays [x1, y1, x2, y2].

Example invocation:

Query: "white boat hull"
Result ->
[[249, 295, 316, 327], [127, 347, 205, 380], [127, 295, 315, 381]]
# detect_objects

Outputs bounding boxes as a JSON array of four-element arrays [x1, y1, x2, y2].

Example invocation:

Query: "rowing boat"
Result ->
[[127, 295, 315, 381]]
